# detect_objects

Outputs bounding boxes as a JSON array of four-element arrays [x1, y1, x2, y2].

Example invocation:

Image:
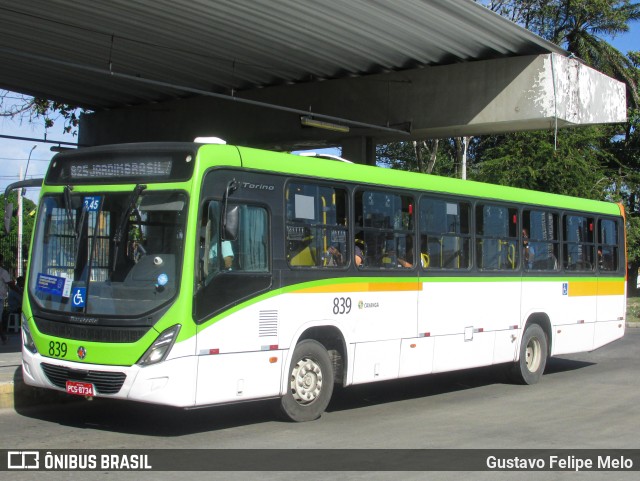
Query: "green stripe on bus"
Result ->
[[232, 147, 621, 216]]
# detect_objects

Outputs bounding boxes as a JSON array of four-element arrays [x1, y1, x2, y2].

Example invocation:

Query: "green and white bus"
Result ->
[[19, 142, 626, 421]]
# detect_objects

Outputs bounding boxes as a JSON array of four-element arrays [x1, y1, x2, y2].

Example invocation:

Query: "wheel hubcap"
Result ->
[[291, 357, 323, 405], [525, 337, 542, 372]]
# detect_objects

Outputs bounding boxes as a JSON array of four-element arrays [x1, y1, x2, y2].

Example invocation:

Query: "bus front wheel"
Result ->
[[280, 340, 334, 422], [511, 323, 548, 385]]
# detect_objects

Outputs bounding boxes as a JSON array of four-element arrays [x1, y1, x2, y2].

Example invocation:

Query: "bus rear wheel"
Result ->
[[511, 323, 548, 385], [279, 340, 334, 422]]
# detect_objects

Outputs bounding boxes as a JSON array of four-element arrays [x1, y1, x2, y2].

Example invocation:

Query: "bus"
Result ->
[[17, 142, 626, 422]]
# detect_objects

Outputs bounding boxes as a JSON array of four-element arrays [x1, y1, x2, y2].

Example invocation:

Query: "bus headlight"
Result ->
[[22, 315, 38, 354], [137, 325, 181, 366]]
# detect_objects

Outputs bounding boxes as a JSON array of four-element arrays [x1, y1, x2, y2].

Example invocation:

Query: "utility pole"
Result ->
[[461, 137, 466, 180], [17, 165, 22, 277], [18, 145, 37, 277]]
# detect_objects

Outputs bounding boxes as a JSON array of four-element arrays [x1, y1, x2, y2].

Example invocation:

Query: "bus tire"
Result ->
[[280, 340, 334, 422], [511, 323, 548, 385]]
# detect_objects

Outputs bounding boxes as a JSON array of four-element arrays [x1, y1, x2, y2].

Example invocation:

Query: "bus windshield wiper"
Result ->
[[73, 203, 87, 266], [112, 184, 147, 273], [64, 185, 89, 275], [63, 185, 90, 267], [63, 185, 75, 234]]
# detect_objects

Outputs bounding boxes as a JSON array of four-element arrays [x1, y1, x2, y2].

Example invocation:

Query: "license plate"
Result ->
[[65, 380, 95, 396]]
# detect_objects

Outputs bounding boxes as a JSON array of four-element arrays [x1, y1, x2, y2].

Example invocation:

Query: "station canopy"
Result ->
[[0, 0, 567, 111]]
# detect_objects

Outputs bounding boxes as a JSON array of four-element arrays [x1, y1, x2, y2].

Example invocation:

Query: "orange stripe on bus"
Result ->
[[568, 281, 624, 297], [596, 281, 626, 296]]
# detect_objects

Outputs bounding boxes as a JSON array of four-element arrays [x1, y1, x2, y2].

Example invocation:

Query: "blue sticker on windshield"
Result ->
[[157, 273, 168, 286], [72, 287, 86, 308], [36, 273, 66, 296], [83, 196, 101, 212]]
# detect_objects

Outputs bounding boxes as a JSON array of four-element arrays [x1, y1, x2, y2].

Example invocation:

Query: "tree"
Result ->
[[0, 192, 37, 276], [376, 139, 472, 178], [0, 90, 82, 135], [473, 127, 615, 199]]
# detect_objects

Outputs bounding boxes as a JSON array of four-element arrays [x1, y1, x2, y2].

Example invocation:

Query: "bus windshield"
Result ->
[[28, 189, 187, 317]]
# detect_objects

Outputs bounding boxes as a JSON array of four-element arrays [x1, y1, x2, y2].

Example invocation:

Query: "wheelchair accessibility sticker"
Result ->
[[72, 287, 86, 308]]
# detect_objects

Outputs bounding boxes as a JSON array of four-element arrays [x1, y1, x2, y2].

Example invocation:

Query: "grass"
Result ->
[[627, 297, 640, 322]]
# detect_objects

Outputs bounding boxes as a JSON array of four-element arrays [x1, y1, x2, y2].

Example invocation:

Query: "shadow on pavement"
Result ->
[[12, 355, 595, 437]]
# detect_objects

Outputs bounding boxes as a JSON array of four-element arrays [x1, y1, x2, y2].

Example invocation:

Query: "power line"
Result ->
[[0, 157, 51, 162]]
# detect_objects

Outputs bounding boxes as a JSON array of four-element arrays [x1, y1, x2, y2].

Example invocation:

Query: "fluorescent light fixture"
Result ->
[[300, 116, 350, 133], [194, 136, 226, 144]]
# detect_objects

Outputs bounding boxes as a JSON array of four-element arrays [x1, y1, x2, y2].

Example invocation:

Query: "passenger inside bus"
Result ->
[[321, 238, 364, 267], [523, 228, 535, 269], [397, 237, 414, 268], [354, 237, 365, 267], [201, 207, 234, 284]]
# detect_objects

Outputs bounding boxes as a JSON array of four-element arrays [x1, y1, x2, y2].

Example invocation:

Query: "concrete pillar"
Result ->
[[341, 137, 376, 166]]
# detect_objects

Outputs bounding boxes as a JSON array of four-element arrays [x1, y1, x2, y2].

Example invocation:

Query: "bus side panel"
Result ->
[[351, 339, 401, 384], [592, 320, 626, 350], [195, 351, 283, 405], [432, 332, 496, 373], [348, 282, 418, 383], [398, 337, 435, 377], [552, 279, 597, 355], [552, 323, 596, 356], [493, 329, 518, 364], [349, 288, 419, 343], [281, 285, 418, 386], [593, 278, 626, 350], [418, 279, 520, 373], [194, 301, 283, 406], [520, 280, 563, 355]]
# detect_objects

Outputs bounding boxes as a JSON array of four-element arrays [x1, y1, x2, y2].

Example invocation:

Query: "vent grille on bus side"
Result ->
[[258, 310, 278, 337], [40, 363, 126, 394], [34, 317, 150, 343]]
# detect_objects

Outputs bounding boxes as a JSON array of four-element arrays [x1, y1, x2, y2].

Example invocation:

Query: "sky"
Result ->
[[0, 99, 69, 203], [0, 20, 638, 204]]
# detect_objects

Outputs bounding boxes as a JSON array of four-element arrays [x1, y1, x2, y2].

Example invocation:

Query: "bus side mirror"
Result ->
[[222, 204, 239, 241], [221, 179, 239, 241]]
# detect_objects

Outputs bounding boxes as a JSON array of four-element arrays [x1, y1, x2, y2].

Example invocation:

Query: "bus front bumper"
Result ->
[[21, 347, 198, 408]]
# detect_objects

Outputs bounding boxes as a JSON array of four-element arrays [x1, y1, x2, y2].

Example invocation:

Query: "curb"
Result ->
[[0, 366, 80, 411], [0, 381, 14, 410]]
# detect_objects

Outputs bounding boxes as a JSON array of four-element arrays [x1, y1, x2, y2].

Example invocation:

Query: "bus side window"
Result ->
[[476, 204, 518, 271], [598, 219, 618, 272], [419, 197, 470, 270], [195, 202, 270, 320], [563, 215, 595, 271], [355, 190, 414, 269], [200, 202, 268, 285], [285, 183, 348, 268], [522, 210, 559, 271]]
